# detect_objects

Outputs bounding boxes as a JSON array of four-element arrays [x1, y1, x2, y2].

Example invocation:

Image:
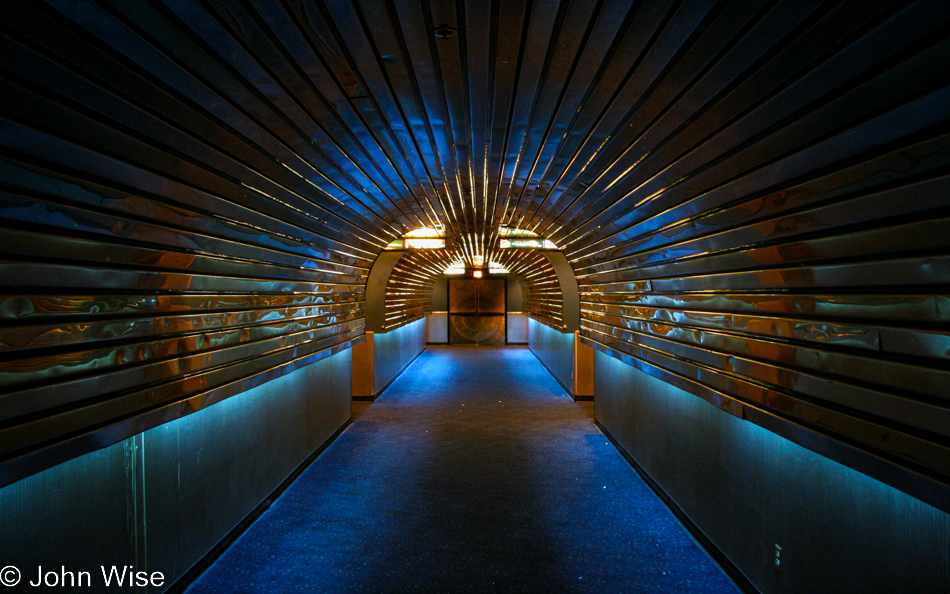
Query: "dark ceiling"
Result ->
[[12, 0, 893, 266]]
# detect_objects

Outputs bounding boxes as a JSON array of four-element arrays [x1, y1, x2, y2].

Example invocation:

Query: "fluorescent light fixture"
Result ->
[[499, 226, 540, 237], [501, 238, 543, 248], [499, 238, 558, 249], [405, 238, 445, 249], [405, 227, 444, 238], [473, 270, 483, 278]]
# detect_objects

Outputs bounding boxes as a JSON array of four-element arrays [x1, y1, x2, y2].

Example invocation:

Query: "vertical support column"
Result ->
[[354, 251, 403, 399], [538, 251, 592, 399], [574, 331, 595, 400], [542, 251, 580, 332], [351, 332, 375, 399], [364, 251, 406, 333]]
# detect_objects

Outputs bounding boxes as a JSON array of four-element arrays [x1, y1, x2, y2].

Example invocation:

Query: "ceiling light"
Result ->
[[405, 238, 445, 249], [405, 227, 443, 238], [433, 24, 457, 39]]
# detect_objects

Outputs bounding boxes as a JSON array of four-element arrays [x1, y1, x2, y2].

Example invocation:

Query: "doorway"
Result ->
[[448, 278, 506, 344]]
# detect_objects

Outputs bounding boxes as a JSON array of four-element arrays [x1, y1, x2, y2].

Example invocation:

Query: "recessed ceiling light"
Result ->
[[433, 24, 456, 39]]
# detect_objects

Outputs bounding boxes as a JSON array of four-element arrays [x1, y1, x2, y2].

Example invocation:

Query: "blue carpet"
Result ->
[[186, 346, 739, 593]]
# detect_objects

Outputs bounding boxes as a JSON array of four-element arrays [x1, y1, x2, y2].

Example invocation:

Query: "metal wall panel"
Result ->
[[426, 312, 449, 344], [596, 350, 950, 594], [0, 2, 370, 486], [507, 313, 529, 344], [0, 348, 351, 592], [145, 349, 351, 585], [528, 317, 574, 395], [373, 317, 426, 394], [384, 252, 436, 330], [0, 435, 137, 585], [502, 251, 564, 330]]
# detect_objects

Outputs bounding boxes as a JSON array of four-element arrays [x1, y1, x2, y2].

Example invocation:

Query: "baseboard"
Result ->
[[165, 418, 352, 593], [595, 420, 760, 594]]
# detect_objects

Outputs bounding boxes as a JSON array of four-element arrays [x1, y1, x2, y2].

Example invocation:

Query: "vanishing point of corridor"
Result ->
[[186, 346, 738, 593]]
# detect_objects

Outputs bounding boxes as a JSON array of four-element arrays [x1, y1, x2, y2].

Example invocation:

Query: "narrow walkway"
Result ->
[[186, 346, 738, 593]]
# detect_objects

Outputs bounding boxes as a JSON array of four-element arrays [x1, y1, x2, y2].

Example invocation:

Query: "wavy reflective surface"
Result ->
[[0, 0, 949, 512]]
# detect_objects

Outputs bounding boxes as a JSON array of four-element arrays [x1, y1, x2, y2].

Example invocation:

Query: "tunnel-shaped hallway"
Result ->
[[186, 346, 738, 593]]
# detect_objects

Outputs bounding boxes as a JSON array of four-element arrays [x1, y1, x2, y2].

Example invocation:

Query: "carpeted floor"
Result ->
[[185, 345, 739, 593]]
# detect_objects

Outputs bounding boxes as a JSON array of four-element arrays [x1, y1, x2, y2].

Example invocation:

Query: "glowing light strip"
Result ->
[[405, 238, 445, 249]]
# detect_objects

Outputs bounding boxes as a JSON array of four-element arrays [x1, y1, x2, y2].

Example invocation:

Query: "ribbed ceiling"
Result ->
[[24, 0, 757, 267]]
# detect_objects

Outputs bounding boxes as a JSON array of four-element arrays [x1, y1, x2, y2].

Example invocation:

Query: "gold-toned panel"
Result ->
[[449, 279, 479, 314], [478, 316, 507, 346], [478, 280, 507, 314], [449, 315, 479, 345]]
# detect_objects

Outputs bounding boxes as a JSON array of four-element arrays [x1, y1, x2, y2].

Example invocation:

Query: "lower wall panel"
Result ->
[[374, 317, 426, 395], [426, 312, 448, 344], [528, 317, 574, 395], [0, 347, 352, 592], [506, 312, 528, 344], [594, 350, 950, 594]]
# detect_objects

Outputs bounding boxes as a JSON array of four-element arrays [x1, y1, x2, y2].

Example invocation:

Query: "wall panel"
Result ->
[[596, 350, 950, 594], [0, 348, 351, 592], [496, 250, 564, 330], [0, 2, 372, 486], [528, 317, 574, 395], [384, 251, 440, 330], [564, 1, 950, 510], [373, 317, 426, 396]]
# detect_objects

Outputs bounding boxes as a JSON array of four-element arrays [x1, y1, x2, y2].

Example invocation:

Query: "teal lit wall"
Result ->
[[0, 348, 351, 591], [374, 318, 426, 395], [528, 318, 574, 395], [595, 350, 950, 594]]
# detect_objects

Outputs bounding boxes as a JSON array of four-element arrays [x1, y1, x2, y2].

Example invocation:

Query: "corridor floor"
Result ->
[[186, 346, 739, 593]]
